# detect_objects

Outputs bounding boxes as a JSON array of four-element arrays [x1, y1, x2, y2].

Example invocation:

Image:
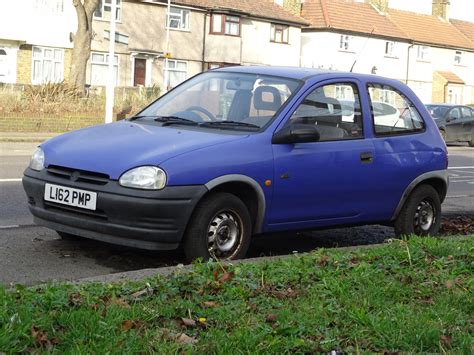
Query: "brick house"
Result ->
[[298, 0, 474, 104]]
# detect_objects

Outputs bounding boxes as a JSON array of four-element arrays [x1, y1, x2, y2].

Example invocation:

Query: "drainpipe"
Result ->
[[405, 43, 414, 84], [201, 13, 207, 71]]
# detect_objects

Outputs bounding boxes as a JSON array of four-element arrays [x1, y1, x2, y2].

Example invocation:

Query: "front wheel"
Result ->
[[183, 192, 252, 262], [394, 184, 441, 237]]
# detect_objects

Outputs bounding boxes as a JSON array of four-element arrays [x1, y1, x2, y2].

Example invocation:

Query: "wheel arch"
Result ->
[[391, 170, 449, 221], [204, 175, 266, 234]]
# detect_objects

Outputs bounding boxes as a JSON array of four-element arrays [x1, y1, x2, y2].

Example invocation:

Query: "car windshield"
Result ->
[[426, 105, 449, 119], [134, 71, 300, 130]]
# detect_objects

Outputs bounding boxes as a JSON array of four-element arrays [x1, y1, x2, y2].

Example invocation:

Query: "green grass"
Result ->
[[1, 236, 473, 353]]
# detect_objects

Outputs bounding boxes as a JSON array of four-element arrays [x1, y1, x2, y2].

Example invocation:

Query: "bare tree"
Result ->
[[69, 0, 100, 91]]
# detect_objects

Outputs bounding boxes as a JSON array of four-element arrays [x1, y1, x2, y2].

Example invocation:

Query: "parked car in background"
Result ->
[[426, 104, 474, 146], [23, 67, 449, 262]]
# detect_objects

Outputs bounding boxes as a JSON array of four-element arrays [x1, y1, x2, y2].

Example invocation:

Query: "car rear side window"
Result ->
[[289, 82, 363, 141], [368, 84, 425, 136]]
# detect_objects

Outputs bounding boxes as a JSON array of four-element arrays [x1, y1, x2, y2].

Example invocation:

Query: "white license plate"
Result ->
[[44, 183, 97, 211]]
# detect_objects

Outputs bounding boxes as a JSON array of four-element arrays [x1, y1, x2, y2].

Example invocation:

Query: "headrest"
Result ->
[[254, 86, 282, 111]]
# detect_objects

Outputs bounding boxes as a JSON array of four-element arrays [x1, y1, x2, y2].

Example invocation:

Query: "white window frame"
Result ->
[[164, 59, 187, 89], [90, 52, 119, 86], [167, 6, 190, 31], [31, 46, 64, 85], [416, 45, 430, 61], [339, 35, 352, 51], [94, 0, 121, 21], [454, 50, 463, 65], [34, 0, 64, 14], [384, 41, 397, 57]]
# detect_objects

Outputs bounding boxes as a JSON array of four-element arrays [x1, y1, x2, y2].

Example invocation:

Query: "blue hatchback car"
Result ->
[[23, 66, 448, 261]]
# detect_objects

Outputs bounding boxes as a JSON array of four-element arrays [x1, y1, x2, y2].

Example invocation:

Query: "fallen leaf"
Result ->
[[265, 314, 278, 323], [219, 272, 234, 283], [178, 317, 196, 328], [175, 333, 197, 345], [68, 292, 83, 307], [31, 326, 50, 347], [198, 317, 206, 324], [319, 255, 329, 267], [440, 335, 452, 347], [121, 320, 143, 331], [445, 280, 454, 289], [202, 301, 218, 308], [110, 298, 130, 308], [131, 288, 148, 299]]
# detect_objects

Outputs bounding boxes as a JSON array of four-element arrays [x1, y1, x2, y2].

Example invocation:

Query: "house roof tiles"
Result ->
[[301, 0, 474, 51], [151, 0, 309, 26]]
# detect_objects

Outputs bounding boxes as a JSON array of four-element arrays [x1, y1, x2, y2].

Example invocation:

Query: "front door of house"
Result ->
[[133, 58, 146, 86]]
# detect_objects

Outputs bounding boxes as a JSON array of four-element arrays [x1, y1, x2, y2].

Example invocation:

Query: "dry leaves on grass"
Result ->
[[121, 320, 144, 332], [440, 334, 452, 348], [440, 216, 474, 235], [202, 301, 219, 308], [31, 326, 59, 348], [160, 328, 197, 345]]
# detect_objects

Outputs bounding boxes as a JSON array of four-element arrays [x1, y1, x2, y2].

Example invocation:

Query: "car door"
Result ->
[[445, 107, 463, 140], [460, 107, 474, 140], [269, 80, 376, 230]]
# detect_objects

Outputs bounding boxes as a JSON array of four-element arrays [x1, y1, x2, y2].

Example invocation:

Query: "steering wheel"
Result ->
[[186, 106, 216, 121]]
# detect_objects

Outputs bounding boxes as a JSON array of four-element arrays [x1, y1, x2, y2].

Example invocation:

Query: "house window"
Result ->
[[339, 35, 352, 51], [211, 14, 240, 36], [167, 7, 190, 30], [0, 49, 7, 78], [32, 46, 64, 84], [416, 45, 430, 61], [164, 59, 187, 89], [90, 52, 118, 86], [94, 0, 121, 21], [454, 51, 463, 65], [35, 0, 64, 14], [385, 41, 396, 57], [271, 24, 289, 43]]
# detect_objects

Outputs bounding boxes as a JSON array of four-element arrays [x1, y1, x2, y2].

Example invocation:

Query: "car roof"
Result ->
[[214, 65, 392, 82]]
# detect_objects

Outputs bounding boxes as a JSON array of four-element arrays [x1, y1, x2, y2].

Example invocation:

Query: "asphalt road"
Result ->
[[0, 142, 473, 285]]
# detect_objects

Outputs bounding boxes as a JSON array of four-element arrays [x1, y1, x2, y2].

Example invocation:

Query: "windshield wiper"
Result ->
[[129, 115, 198, 126], [154, 116, 198, 126], [199, 121, 260, 130]]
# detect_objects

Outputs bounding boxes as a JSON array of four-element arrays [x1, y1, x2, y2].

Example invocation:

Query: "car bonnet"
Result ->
[[40, 121, 248, 179]]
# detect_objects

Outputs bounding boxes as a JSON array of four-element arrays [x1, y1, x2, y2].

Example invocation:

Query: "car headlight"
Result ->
[[29, 147, 45, 171], [119, 166, 167, 190]]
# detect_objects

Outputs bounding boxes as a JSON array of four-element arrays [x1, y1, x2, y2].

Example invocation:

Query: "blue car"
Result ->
[[23, 66, 448, 261]]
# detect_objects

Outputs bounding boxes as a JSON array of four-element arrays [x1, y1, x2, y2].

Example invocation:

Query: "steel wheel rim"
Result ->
[[207, 210, 243, 259], [413, 199, 435, 233]]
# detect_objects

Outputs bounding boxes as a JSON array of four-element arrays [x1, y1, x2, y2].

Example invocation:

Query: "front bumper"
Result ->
[[23, 168, 208, 250]]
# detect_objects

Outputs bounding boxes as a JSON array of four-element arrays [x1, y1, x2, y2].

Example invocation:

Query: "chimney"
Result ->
[[275, 0, 303, 16], [432, 0, 450, 21], [366, 0, 389, 13]]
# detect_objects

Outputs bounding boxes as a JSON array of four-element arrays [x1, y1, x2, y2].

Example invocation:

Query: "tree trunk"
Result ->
[[69, 0, 100, 92]]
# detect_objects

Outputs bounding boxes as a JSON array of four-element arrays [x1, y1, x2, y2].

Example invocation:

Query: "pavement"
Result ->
[[0, 134, 473, 286]]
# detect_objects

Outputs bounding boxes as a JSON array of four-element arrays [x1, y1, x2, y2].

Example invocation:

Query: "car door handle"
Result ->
[[360, 152, 373, 164]]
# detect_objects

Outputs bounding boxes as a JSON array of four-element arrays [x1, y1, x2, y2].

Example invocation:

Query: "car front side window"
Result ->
[[288, 82, 364, 142]]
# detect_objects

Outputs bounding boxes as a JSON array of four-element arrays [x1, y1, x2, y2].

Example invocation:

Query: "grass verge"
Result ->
[[1, 236, 473, 353]]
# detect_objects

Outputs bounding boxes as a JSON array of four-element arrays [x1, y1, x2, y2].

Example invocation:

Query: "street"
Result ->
[[0, 142, 473, 285]]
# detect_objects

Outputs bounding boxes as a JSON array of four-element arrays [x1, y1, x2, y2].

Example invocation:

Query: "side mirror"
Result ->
[[272, 124, 320, 144]]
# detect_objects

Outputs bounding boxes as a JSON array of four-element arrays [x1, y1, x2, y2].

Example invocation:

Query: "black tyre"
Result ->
[[56, 231, 83, 240], [183, 192, 252, 262], [394, 184, 441, 237]]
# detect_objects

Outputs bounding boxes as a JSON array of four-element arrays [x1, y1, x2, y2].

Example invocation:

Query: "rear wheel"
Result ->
[[56, 231, 83, 240], [183, 192, 252, 262], [394, 184, 441, 237]]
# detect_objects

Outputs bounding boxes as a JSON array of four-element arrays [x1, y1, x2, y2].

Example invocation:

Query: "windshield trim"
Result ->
[[130, 71, 304, 133]]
